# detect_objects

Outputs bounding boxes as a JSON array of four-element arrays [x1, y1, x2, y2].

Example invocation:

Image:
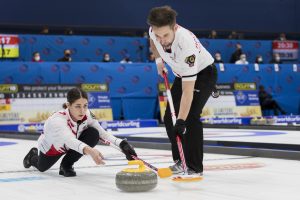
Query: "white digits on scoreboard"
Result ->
[[0, 37, 11, 44]]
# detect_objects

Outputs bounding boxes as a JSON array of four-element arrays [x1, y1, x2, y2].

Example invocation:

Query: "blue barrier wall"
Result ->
[[17, 35, 148, 62], [216, 63, 300, 115], [0, 62, 158, 119], [200, 39, 274, 63], [6, 34, 298, 63], [0, 62, 299, 118]]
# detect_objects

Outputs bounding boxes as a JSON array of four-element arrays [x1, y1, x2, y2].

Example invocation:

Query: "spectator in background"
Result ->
[[228, 31, 238, 39], [230, 43, 243, 63], [235, 53, 249, 64], [258, 85, 286, 116], [41, 26, 49, 34], [143, 31, 149, 39], [32, 52, 43, 62], [269, 53, 282, 64], [214, 52, 223, 63], [64, 28, 74, 35], [58, 49, 72, 62], [277, 33, 287, 41], [120, 56, 132, 64], [228, 31, 244, 39], [208, 30, 218, 39], [102, 53, 112, 62], [255, 55, 264, 64], [146, 52, 155, 62]]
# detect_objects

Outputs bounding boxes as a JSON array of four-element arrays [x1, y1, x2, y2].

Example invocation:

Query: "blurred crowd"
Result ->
[[29, 27, 295, 65]]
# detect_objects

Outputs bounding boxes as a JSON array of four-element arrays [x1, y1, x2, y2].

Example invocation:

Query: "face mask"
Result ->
[[34, 56, 40, 61], [215, 56, 221, 61], [275, 56, 280, 61], [104, 56, 110, 61], [241, 57, 246, 62], [258, 58, 263, 62]]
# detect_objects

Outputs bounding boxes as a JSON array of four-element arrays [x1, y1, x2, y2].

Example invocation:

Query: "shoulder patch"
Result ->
[[185, 54, 195, 67]]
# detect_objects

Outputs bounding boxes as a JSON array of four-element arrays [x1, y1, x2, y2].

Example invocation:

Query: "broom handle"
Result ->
[[130, 155, 158, 171], [162, 72, 188, 174], [99, 138, 158, 172]]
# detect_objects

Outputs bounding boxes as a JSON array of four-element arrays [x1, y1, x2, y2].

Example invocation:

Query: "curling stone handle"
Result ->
[[123, 160, 146, 173]]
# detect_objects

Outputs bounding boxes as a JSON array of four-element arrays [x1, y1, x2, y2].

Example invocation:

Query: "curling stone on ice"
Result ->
[[116, 160, 157, 192], [250, 117, 267, 125]]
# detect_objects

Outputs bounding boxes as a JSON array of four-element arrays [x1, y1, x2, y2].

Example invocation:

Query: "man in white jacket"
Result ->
[[147, 6, 218, 176]]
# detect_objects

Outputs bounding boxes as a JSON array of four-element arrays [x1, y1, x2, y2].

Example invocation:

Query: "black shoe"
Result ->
[[59, 165, 76, 177], [187, 168, 203, 176], [23, 148, 38, 168]]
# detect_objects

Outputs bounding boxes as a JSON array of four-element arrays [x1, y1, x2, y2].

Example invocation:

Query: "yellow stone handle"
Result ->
[[122, 160, 147, 173]]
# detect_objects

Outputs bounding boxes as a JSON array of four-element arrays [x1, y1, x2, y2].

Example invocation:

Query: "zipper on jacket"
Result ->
[[76, 120, 82, 137]]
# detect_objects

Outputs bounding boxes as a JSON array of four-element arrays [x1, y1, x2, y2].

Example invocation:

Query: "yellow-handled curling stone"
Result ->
[[115, 160, 157, 192]]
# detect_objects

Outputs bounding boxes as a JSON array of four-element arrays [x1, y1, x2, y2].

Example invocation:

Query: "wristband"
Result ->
[[155, 57, 163, 64]]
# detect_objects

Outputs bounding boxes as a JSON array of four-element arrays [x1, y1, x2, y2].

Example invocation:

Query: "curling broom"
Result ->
[[162, 71, 203, 182]]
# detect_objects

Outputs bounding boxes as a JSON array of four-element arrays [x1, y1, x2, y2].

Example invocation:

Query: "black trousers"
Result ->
[[261, 100, 285, 115], [164, 64, 218, 173], [32, 127, 100, 172]]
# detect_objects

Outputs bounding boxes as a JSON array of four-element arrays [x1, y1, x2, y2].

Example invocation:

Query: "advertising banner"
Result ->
[[158, 82, 262, 124], [202, 83, 262, 119], [0, 119, 158, 132], [0, 84, 113, 125]]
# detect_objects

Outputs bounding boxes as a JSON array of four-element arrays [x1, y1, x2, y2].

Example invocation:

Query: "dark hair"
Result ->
[[32, 52, 39, 56], [147, 5, 177, 27], [62, 87, 88, 109], [259, 85, 265, 90]]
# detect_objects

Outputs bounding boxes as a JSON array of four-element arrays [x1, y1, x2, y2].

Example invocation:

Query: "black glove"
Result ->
[[119, 140, 137, 160], [173, 119, 186, 138]]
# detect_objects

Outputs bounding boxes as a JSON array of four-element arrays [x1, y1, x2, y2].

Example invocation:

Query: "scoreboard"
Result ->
[[0, 34, 19, 58], [272, 40, 299, 60]]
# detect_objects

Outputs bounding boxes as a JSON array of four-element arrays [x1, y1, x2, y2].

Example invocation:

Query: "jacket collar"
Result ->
[[66, 108, 76, 126], [65, 108, 88, 126]]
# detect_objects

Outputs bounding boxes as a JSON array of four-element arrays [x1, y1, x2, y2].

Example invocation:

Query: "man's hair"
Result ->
[[147, 6, 177, 27]]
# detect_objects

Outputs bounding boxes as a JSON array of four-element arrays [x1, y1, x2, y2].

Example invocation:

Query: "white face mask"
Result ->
[[34, 56, 40, 61], [258, 58, 263, 62], [275, 56, 280, 61], [241, 57, 246, 62], [104, 56, 110, 61], [280, 37, 285, 41], [215, 56, 221, 61]]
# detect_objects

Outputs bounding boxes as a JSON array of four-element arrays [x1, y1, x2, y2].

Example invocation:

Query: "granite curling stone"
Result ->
[[116, 160, 157, 192]]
